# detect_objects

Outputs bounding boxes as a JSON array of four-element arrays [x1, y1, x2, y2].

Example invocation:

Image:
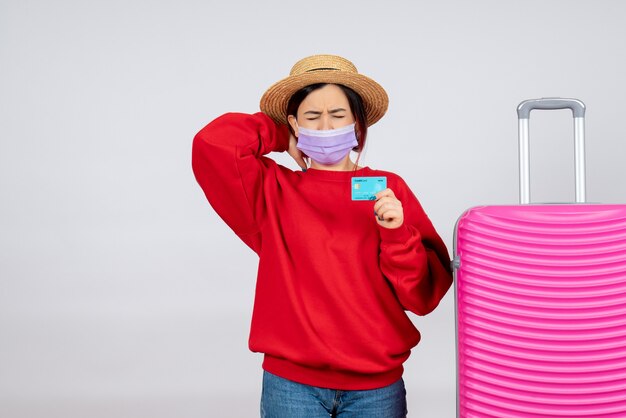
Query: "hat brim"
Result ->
[[260, 70, 389, 127]]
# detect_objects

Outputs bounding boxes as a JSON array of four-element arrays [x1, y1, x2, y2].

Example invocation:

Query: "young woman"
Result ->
[[192, 54, 453, 418]]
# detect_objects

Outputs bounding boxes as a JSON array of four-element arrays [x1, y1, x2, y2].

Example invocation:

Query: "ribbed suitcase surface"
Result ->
[[455, 204, 626, 417]]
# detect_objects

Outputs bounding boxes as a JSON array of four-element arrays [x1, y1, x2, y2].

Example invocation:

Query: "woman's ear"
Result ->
[[287, 115, 299, 137]]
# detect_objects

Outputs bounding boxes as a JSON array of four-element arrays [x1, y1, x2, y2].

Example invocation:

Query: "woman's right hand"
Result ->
[[287, 133, 308, 171]]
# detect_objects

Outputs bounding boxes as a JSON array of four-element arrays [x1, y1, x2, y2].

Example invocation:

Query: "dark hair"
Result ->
[[286, 83, 368, 155]]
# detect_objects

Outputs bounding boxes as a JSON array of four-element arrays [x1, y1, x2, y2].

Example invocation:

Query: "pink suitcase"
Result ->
[[454, 98, 626, 417]]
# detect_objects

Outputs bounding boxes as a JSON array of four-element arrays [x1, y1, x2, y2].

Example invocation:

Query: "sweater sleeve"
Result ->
[[191, 112, 290, 253], [378, 178, 453, 316]]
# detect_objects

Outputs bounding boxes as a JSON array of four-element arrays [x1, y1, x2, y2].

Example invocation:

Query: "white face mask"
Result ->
[[296, 124, 358, 165]]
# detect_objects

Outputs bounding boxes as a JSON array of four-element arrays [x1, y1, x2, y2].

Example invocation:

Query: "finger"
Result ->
[[375, 208, 397, 222], [375, 188, 396, 200], [374, 196, 390, 211], [376, 208, 402, 223], [373, 197, 401, 213], [375, 205, 400, 220], [373, 200, 386, 214]]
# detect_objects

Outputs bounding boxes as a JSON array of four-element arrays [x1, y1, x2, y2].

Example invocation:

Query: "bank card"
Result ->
[[351, 176, 387, 201]]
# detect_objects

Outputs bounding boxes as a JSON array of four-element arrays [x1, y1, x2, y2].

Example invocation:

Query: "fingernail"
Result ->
[[301, 168, 307, 172]]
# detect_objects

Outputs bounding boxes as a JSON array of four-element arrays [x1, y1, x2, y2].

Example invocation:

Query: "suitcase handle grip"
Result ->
[[517, 98, 586, 119], [516, 98, 587, 204]]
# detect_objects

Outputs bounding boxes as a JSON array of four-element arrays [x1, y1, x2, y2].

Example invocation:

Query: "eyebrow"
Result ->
[[303, 108, 348, 115]]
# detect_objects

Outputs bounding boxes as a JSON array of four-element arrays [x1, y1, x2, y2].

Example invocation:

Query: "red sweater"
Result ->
[[192, 112, 452, 390]]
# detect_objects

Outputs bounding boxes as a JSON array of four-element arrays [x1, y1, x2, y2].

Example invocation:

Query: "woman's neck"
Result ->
[[309, 157, 361, 172]]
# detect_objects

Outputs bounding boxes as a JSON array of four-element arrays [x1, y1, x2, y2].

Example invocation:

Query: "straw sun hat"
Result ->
[[260, 54, 389, 126]]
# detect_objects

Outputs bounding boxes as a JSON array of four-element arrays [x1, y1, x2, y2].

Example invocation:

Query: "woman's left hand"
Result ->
[[373, 188, 404, 229]]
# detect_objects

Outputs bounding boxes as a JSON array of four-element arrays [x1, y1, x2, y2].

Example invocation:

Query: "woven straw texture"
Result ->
[[260, 54, 388, 126]]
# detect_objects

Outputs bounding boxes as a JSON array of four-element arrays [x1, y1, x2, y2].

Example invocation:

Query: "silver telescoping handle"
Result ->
[[516, 98, 587, 204]]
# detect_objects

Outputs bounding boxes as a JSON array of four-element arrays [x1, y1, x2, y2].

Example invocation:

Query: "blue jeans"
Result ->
[[260, 371, 408, 418]]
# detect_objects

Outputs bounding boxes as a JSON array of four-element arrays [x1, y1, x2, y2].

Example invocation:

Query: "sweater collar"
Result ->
[[303, 166, 371, 181]]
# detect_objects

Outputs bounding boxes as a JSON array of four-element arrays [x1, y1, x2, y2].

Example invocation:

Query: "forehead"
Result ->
[[299, 84, 350, 109]]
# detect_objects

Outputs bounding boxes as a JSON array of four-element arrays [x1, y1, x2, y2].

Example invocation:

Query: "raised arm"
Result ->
[[377, 180, 453, 315], [192, 112, 290, 253]]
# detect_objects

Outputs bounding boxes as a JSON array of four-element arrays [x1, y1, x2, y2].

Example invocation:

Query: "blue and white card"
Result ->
[[351, 176, 387, 201]]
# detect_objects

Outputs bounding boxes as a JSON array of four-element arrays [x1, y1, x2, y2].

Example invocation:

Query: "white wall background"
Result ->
[[1, 0, 625, 417]]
